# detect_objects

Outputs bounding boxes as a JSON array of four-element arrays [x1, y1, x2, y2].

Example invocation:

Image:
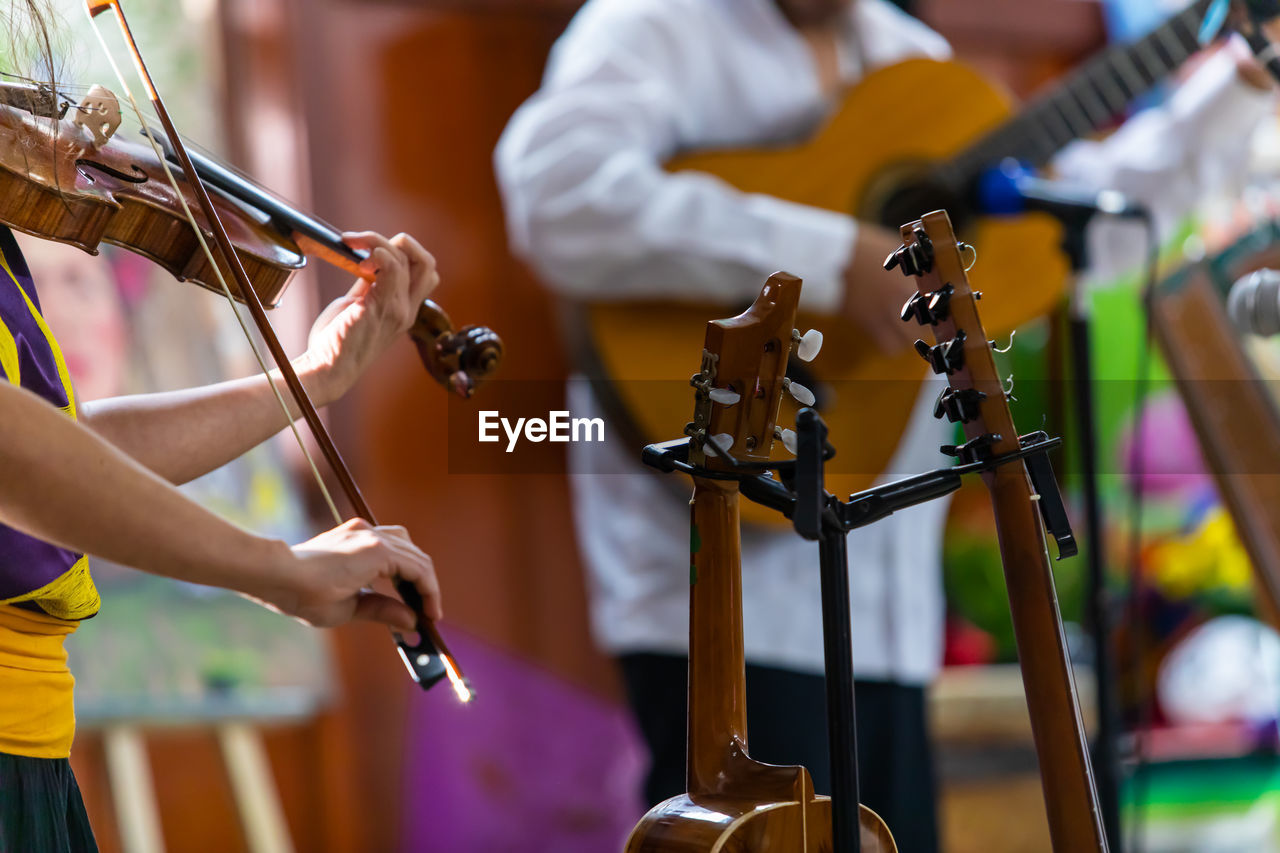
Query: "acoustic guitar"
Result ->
[[624, 272, 896, 852], [894, 210, 1107, 851], [577, 0, 1215, 523]]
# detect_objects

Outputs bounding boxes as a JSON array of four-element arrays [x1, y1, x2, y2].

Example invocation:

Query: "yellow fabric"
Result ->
[[0, 604, 77, 758], [0, 556, 100, 621], [0, 317, 18, 385]]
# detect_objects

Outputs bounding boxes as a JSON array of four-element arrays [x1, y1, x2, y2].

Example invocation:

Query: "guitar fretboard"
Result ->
[[945, 0, 1216, 184]]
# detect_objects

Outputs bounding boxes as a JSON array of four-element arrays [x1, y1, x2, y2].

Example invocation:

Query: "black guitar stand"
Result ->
[[643, 412, 1076, 853]]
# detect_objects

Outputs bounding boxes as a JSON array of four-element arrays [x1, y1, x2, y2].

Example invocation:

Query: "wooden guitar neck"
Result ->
[[896, 211, 1107, 852]]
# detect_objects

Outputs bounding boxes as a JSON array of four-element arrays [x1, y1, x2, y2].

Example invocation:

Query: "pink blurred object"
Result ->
[[402, 632, 646, 852], [943, 616, 996, 667], [1116, 390, 1210, 497]]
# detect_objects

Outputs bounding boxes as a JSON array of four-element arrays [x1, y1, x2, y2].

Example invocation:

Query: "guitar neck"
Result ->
[[987, 466, 1109, 852], [900, 210, 1107, 851], [948, 0, 1214, 183], [686, 477, 749, 795]]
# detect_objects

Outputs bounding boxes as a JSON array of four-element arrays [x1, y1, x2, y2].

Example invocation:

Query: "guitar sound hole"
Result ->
[[877, 176, 968, 231]]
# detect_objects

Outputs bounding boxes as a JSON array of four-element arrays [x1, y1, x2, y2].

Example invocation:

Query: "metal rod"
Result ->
[[818, 520, 861, 853], [1069, 307, 1123, 851]]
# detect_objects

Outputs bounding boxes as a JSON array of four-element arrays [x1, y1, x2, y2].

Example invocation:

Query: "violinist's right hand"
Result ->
[[260, 518, 443, 632], [0, 383, 442, 631]]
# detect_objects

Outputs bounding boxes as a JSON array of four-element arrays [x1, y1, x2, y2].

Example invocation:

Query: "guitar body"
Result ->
[[626, 771, 896, 853], [580, 59, 1070, 521]]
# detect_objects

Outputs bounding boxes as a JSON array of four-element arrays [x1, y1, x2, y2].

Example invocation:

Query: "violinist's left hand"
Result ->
[[299, 231, 440, 405]]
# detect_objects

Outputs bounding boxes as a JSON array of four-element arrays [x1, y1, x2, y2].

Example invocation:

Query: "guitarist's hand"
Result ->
[[839, 225, 918, 355], [1233, 24, 1280, 91]]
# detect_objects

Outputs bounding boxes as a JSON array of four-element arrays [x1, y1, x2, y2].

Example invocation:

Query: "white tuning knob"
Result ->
[[709, 388, 741, 406], [776, 427, 798, 455], [795, 329, 823, 362], [784, 378, 816, 407], [707, 433, 735, 456]]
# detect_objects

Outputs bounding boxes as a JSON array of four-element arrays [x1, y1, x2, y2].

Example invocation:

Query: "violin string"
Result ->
[[5, 71, 297, 212], [83, 5, 478, 704], [85, 5, 344, 527]]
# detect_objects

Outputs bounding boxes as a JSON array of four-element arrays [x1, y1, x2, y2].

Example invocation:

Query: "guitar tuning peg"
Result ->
[[783, 377, 816, 407], [709, 388, 741, 406], [793, 329, 823, 362], [775, 426, 798, 455], [707, 433, 735, 456]]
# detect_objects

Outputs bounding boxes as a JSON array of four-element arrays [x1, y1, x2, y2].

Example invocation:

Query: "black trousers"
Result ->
[[618, 652, 940, 853]]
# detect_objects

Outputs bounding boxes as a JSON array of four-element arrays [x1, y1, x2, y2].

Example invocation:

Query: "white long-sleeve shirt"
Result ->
[[495, 0, 1273, 681]]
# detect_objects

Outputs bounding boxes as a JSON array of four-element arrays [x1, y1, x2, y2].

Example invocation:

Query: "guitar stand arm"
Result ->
[[641, 424, 1075, 553]]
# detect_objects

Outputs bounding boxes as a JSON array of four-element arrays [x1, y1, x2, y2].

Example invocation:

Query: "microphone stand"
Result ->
[[1059, 219, 1124, 853]]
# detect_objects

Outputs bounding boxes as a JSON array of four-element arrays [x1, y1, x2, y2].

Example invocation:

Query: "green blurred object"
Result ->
[[1123, 756, 1280, 852]]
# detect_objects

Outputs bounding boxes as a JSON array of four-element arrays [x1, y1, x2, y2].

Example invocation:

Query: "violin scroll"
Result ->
[[410, 300, 503, 398]]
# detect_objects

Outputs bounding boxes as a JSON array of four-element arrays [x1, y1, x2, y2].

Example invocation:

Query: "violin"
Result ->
[[0, 80, 502, 399], [0, 0, 502, 698]]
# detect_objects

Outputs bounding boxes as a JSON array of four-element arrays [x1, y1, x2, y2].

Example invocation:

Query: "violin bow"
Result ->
[[84, 0, 473, 702]]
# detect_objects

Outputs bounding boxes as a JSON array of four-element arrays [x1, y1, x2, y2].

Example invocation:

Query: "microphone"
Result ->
[[1228, 268, 1280, 336], [976, 160, 1148, 224]]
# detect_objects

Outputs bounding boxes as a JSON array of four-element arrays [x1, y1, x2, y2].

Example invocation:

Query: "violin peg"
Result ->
[[707, 433, 735, 457], [793, 329, 823, 362], [449, 372, 474, 399], [783, 378, 816, 407], [709, 388, 741, 406], [775, 427, 798, 455]]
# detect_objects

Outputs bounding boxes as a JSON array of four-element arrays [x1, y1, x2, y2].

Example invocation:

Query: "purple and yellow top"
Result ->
[[0, 226, 100, 758]]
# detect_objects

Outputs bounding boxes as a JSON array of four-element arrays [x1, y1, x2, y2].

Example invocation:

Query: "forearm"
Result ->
[[81, 357, 331, 485], [498, 132, 855, 313], [0, 382, 293, 599]]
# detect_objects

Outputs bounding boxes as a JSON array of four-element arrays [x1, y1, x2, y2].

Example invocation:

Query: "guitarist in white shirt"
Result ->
[[495, 1, 1275, 849]]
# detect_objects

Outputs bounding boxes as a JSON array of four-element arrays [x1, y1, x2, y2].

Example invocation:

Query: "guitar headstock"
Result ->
[[892, 210, 1078, 560], [888, 210, 1021, 467], [687, 272, 818, 472]]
